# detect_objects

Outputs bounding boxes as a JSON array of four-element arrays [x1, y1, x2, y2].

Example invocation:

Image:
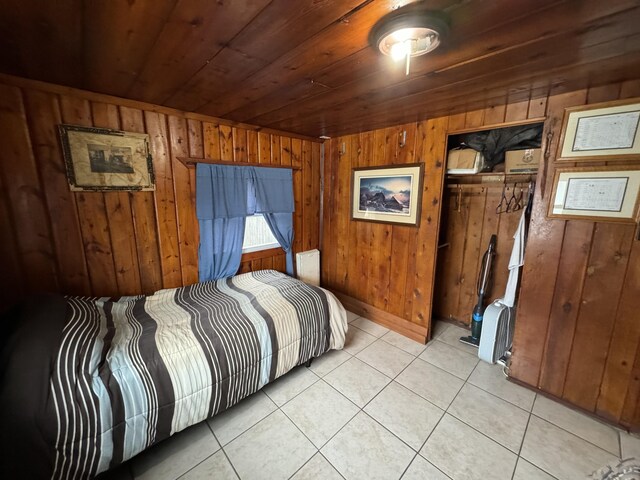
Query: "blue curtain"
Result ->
[[252, 167, 295, 276], [196, 164, 253, 281], [196, 164, 295, 281]]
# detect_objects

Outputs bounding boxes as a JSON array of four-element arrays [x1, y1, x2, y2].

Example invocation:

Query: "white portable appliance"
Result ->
[[478, 300, 515, 364], [478, 205, 527, 364]]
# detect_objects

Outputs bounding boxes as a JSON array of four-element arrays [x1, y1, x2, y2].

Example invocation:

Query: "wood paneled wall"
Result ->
[[510, 81, 640, 430], [322, 118, 449, 340], [434, 184, 531, 325], [321, 90, 545, 338], [0, 75, 321, 308], [322, 80, 640, 429]]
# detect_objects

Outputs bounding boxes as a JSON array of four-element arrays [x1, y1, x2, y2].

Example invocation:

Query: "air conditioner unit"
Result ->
[[478, 299, 515, 364]]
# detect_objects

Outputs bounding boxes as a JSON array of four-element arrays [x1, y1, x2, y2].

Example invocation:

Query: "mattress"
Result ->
[[0, 270, 347, 479]]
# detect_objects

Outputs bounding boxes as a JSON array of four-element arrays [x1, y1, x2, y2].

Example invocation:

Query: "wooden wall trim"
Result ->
[[0, 73, 322, 143], [332, 291, 428, 344]]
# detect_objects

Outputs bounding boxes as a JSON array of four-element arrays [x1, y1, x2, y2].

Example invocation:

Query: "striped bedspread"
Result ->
[[0, 270, 346, 479]]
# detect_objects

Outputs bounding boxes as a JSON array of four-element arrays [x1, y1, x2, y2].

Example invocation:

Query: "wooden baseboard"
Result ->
[[507, 375, 636, 433], [332, 291, 428, 344]]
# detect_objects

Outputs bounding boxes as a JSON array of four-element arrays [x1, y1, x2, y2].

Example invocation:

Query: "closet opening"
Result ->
[[432, 122, 544, 350]]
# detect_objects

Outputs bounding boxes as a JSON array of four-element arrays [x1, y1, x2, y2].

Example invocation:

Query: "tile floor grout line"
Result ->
[[279, 383, 360, 452], [465, 360, 536, 413], [211, 428, 244, 480], [264, 365, 322, 409], [510, 407, 533, 480], [528, 411, 622, 457]]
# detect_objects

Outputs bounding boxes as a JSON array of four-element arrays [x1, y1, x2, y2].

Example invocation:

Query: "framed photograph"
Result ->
[[59, 124, 155, 191], [548, 166, 640, 223], [557, 98, 640, 162], [351, 163, 424, 226]]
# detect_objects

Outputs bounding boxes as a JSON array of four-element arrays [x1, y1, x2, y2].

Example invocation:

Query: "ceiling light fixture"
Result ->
[[370, 4, 448, 75]]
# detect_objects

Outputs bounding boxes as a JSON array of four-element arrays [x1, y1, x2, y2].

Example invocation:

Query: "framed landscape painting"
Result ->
[[351, 163, 424, 226], [59, 124, 155, 191]]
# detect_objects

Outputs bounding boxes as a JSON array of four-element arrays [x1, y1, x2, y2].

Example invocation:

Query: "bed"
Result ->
[[0, 270, 347, 479]]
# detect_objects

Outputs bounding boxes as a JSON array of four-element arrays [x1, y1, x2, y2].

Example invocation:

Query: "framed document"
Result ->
[[548, 166, 640, 223], [557, 98, 640, 162]]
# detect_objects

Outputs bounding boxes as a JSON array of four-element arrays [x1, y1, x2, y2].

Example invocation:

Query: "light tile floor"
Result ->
[[99, 314, 638, 480]]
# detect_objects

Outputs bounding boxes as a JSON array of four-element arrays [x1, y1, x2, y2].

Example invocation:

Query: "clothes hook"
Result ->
[[339, 142, 346, 156]]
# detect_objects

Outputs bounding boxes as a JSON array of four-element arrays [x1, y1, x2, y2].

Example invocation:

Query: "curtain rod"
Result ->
[[176, 157, 301, 170]]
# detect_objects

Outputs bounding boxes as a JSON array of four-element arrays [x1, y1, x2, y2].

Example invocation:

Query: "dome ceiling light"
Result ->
[[369, 4, 449, 75]]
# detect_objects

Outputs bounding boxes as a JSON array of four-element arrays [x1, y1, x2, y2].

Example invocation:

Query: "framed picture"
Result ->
[[548, 166, 640, 223], [351, 163, 424, 226], [59, 124, 155, 191], [557, 98, 640, 162]]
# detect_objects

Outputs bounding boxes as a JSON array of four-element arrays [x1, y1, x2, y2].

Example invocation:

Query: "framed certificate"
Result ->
[[548, 166, 640, 223], [557, 98, 640, 162]]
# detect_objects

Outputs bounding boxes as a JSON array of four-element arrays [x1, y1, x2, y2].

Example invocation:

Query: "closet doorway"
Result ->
[[433, 122, 544, 328]]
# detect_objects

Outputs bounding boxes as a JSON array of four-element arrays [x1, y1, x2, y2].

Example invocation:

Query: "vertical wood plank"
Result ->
[[457, 191, 487, 322], [0, 84, 59, 293], [246, 130, 259, 163], [345, 134, 360, 294], [321, 139, 334, 285], [562, 224, 634, 411], [281, 136, 292, 167], [60, 94, 120, 296], [412, 117, 447, 331], [367, 128, 394, 310], [597, 236, 640, 421], [309, 142, 321, 250], [301, 140, 315, 252], [292, 138, 304, 260], [538, 221, 594, 396], [483, 101, 507, 126], [433, 189, 467, 321], [119, 106, 163, 294], [258, 132, 271, 164], [0, 167, 26, 306], [203, 122, 221, 159], [219, 124, 234, 162], [92, 101, 142, 296], [465, 108, 485, 129], [528, 96, 547, 119], [587, 84, 622, 104], [271, 135, 281, 165], [145, 111, 182, 288], [187, 119, 204, 158], [510, 89, 588, 386], [402, 121, 426, 320], [448, 112, 466, 132], [353, 132, 372, 301], [232, 127, 248, 163], [168, 115, 199, 286], [22, 89, 91, 295], [504, 97, 530, 122], [332, 136, 350, 290]]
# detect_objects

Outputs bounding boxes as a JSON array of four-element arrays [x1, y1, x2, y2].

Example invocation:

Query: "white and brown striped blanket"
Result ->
[[0, 270, 347, 479]]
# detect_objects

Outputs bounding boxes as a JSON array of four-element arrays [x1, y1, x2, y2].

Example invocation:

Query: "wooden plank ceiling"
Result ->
[[1, 0, 639, 137]]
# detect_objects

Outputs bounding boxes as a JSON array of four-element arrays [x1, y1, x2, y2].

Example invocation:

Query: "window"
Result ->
[[242, 214, 280, 253]]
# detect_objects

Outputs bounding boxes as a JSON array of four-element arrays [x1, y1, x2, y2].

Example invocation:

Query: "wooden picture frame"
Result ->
[[548, 166, 640, 223], [557, 98, 640, 162], [59, 124, 155, 191], [351, 163, 424, 226]]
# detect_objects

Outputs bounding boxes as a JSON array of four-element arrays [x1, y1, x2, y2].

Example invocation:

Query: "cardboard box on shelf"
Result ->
[[447, 148, 484, 174], [505, 148, 541, 173]]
